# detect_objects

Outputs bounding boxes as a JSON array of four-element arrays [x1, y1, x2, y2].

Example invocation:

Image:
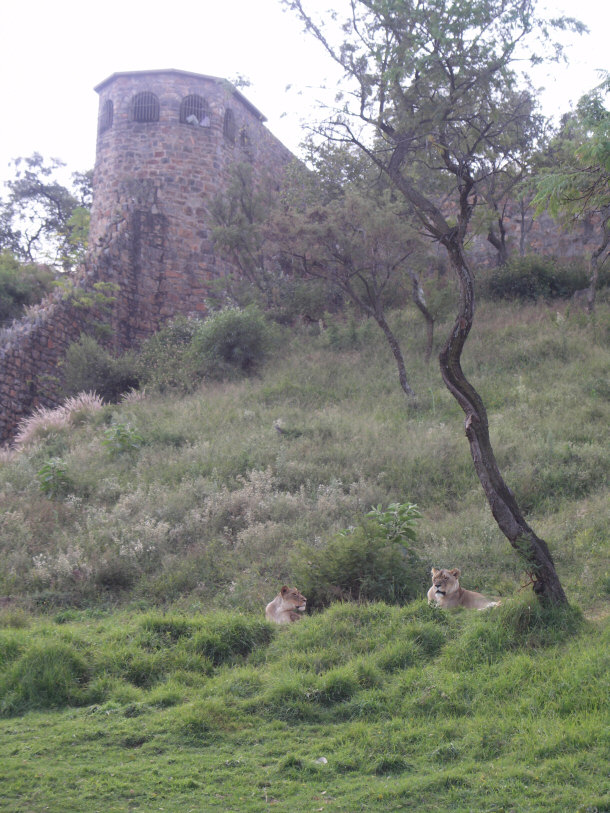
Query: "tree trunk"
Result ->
[[375, 311, 416, 398], [585, 210, 610, 314], [438, 239, 568, 604], [487, 221, 509, 266], [409, 273, 434, 363]]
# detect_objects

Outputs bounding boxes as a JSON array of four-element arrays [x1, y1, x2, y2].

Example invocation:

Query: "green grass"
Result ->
[[0, 602, 607, 811]]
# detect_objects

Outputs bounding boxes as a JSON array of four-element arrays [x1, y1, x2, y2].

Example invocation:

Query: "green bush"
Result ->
[[293, 509, 426, 610], [187, 306, 272, 380], [484, 256, 590, 302], [136, 316, 201, 392], [63, 335, 139, 401]]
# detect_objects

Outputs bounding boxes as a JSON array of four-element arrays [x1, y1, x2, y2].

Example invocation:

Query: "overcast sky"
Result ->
[[1, 0, 608, 188]]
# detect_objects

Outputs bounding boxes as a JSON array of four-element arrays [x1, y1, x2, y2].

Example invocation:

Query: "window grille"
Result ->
[[99, 100, 113, 133], [223, 109, 236, 144], [180, 95, 211, 126], [132, 92, 160, 123]]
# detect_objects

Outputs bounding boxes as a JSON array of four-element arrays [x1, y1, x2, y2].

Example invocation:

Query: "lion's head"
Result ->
[[430, 567, 461, 599], [279, 585, 307, 613]]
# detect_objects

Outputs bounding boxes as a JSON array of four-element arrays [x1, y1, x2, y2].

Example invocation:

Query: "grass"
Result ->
[[0, 297, 607, 613], [0, 601, 607, 811], [0, 294, 608, 810]]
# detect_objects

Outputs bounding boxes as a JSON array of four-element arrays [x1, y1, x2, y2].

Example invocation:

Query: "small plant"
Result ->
[[366, 501, 421, 546], [36, 458, 74, 498], [101, 423, 144, 456]]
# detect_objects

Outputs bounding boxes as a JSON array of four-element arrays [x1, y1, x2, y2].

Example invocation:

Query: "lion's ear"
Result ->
[[431, 567, 439, 576], [280, 585, 289, 595], [450, 568, 461, 578]]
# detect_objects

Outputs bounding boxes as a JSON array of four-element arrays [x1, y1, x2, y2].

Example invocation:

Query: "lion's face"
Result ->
[[280, 585, 307, 612], [430, 568, 461, 599]]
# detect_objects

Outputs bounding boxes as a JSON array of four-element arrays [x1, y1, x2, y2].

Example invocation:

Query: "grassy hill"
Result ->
[[0, 293, 608, 811]]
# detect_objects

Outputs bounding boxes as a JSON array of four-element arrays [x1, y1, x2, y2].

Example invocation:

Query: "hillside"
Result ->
[[1, 295, 608, 613], [0, 294, 609, 811]]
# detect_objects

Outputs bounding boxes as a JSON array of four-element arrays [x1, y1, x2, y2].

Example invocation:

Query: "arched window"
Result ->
[[180, 95, 211, 126], [132, 92, 159, 123], [99, 100, 113, 133], [223, 109, 236, 144], [239, 127, 249, 148]]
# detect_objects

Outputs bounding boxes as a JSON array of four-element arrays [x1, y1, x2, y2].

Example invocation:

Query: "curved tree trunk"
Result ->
[[375, 311, 416, 398], [438, 239, 567, 604]]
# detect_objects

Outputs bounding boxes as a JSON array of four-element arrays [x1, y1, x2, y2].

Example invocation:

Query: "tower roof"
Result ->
[[94, 69, 267, 122]]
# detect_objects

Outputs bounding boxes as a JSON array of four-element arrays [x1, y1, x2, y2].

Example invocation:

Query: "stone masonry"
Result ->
[[0, 70, 294, 443]]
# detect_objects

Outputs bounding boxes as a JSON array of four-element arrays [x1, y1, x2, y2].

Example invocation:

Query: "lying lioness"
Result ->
[[427, 567, 499, 610], [265, 585, 307, 624]]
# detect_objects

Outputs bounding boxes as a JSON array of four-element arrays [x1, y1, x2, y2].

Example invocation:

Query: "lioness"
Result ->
[[427, 568, 499, 610], [265, 585, 307, 624]]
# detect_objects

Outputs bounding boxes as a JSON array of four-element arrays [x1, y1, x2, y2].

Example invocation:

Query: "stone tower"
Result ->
[[0, 70, 293, 443], [89, 68, 293, 347]]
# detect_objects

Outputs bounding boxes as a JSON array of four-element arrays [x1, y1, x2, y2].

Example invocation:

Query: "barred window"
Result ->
[[223, 109, 236, 144], [132, 92, 159, 123], [99, 100, 113, 133], [180, 95, 211, 126]]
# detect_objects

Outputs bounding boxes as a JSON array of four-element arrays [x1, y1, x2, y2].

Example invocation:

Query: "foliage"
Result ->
[[484, 256, 592, 301], [534, 77, 610, 222], [136, 315, 201, 392], [187, 305, 272, 380], [0, 250, 56, 326], [293, 504, 425, 609], [101, 423, 144, 456], [365, 501, 421, 545], [62, 334, 139, 401], [36, 457, 74, 498], [0, 154, 92, 270]]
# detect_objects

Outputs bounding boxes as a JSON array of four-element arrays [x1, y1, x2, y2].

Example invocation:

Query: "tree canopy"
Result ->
[[0, 153, 91, 271]]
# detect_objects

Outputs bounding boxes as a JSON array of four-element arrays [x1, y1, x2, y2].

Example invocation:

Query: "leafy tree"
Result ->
[[0, 250, 56, 326], [0, 154, 91, 271], [286, 0, 583, 603], [533, 77, 610, 312], [276, 189, 433, 396]]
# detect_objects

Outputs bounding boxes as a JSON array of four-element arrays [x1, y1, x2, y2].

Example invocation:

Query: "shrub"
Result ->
[[101, 422, 144, 456], [36, 457, 74, 498], [293, 506, 426, 610], [63, 335, 139, 401], [484, 256, 589, 302], [187, 306, 272, 380], [136, 316, 201, 392]]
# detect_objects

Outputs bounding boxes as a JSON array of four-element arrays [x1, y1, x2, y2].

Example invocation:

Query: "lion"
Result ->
[[265, 585, 307, 624], [427, 568, 499, 610]]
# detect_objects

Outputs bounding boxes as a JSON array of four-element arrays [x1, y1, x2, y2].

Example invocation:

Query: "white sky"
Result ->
[[0, 0, 608, 188]]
